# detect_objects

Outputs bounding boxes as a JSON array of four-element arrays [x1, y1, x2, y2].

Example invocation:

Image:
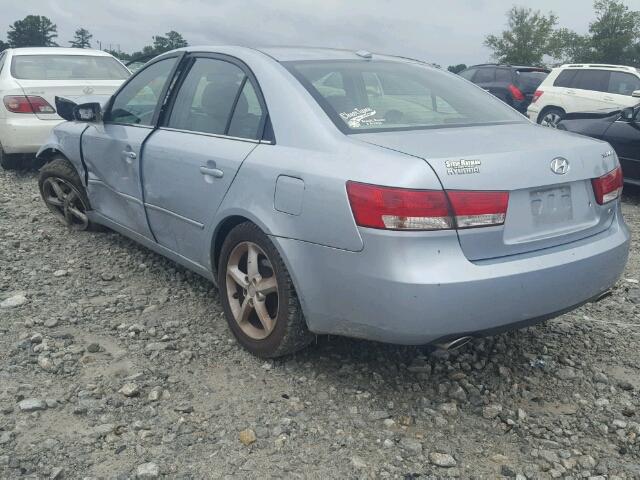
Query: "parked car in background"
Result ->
[[125, 53, 159, 73], [558, 104, 640, 185], [528, 64, 640, 128], [459, 64, 549, 113], [0, 47, 130, 170], [36, 46, 628, 358]]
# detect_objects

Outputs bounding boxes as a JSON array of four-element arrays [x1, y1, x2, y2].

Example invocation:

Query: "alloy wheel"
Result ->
[[540, 112, 562, 128], [41, 177, 89, 230], [225, 241, 279, 340]]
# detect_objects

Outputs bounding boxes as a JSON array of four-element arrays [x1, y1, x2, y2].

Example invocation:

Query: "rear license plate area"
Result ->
[[530, 185, 573, 225]]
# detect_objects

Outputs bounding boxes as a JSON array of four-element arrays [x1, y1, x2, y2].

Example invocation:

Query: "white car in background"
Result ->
[[527, 64, 640, 128], [0, 47, 130, 169]]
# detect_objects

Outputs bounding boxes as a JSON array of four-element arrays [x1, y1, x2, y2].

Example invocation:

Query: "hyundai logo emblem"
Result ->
[[550, 157, 570, 175], [83, 86, 94, 95]]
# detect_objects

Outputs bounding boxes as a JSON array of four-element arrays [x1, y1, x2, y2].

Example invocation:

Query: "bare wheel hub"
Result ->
[[225, 241, 279, 340]]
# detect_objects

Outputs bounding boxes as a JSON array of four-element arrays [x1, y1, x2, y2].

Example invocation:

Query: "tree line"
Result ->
[[448, 0, 640, 73], [0, 15, 188, 61]]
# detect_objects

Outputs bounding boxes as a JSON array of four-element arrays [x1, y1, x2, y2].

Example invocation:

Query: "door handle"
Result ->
[[603, 96, 614, 101], [566, 90, 575, 95], [122, 151, 137, 160], [199, 166, 224, 178]]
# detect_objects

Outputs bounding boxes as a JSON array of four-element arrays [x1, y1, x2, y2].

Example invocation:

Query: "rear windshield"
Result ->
[[11, 55, 130, 80], [284, 60, 524, 133], [515, 70, 549, 93]]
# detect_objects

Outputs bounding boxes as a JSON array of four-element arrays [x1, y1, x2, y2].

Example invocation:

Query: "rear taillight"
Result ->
[[508, 84, 525, 102], [531, 90, 543, 103], [346, 181, 452, 230], [592, 166, 623, 204], [447, 191, 509, 228], [346, 181, 509, 231], [3, 95, 55, 114]]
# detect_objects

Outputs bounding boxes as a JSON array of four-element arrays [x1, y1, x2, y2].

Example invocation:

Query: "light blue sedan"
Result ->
[[37, 46, 630, 357]]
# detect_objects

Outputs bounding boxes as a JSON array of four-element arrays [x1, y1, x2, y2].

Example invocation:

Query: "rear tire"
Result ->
[[218, 222, 314, 358], [538, 107, 565, 128], [0, 146, 25, 170], [38, 157, 98, 231]]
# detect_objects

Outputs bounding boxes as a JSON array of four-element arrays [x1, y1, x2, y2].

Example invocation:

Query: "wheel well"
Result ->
[[211, 216, 252, 277], [537, 106, 565, 123], [34, 148, 65, 169]]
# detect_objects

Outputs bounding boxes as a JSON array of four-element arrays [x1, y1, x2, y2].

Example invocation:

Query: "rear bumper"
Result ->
[[527, 104, 542, 122], [0, 116, 63, 154], [273, 207, 629, 345]]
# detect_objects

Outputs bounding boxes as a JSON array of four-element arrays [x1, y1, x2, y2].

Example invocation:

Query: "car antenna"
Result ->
[[355, 50, 373, 59]]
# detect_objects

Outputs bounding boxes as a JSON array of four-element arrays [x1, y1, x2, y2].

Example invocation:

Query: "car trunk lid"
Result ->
[[355, 123, 618, 260], [13, 79, 123, 120]]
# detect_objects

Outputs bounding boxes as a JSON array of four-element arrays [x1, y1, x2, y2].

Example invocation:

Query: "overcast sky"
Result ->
[[4, 0, 640, 66]]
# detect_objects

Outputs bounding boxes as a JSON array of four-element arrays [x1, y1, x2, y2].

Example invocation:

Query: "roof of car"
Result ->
[[7, 47, 113, 57], [559, 63, 639, 73], [468, 63, 549, 71], [173, 45, 430, 64], [255, 46, 387, 62]]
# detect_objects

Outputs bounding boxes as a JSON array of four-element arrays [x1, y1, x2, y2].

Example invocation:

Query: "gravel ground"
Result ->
[[1, 167, 639, 480]]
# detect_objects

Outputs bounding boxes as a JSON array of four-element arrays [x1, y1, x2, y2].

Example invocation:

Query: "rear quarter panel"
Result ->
[[208, 137, 444, 260]]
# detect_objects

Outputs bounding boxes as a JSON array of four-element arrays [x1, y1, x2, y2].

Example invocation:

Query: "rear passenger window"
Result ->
[[473, 68, 495, 83], [227, 80, 264, 139], [607, 72, 640, 96], [168, 58, 244, 136], [495, 69, 512, 83], [553, 70, 578, 88], [573, 70, 609, 92]]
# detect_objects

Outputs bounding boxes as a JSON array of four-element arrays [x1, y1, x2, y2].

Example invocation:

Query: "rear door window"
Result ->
[[227, 79, 265, 139], [607, 72, 640, 96], [168, 58, 244, 135], [473, 68, 495, 83], [573, 70, 610, 92], [553, 70, 579, 88], [167, 57, 266, 140]]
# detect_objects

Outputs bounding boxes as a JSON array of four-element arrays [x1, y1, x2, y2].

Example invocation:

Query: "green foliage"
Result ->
[[549, 28, 592, 64], [484, 7, 559, 65], [129, 30, 189, 62], [0, 40, 9, 52], [8, 15, 58, 47], [588, 0, 640, 64], [69, 28, 92, 49], [153, 31, 188, 52], [447, 64, 467, 74], [104, 49, 131, 61], [485, 2, 640, 67]]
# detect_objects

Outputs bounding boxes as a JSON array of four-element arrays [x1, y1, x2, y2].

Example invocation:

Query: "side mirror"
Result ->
[[632, 90, 640, 98], [73, 102, 102, 123], [621, 107, 635, 122]]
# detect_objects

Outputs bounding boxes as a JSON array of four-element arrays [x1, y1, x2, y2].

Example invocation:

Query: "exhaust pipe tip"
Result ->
[[434, 336, 473, 352]]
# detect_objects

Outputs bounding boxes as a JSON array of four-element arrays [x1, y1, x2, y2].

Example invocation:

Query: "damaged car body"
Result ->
[[36, 46, 630, 358]]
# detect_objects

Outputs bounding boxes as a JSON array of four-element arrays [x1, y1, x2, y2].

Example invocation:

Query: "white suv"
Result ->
[[0, 47, 130, 169], [527, 64, 640, 128]]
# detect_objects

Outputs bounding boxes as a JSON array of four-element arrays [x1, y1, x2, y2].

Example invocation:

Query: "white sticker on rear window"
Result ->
[[339, 107, 385, 128]]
